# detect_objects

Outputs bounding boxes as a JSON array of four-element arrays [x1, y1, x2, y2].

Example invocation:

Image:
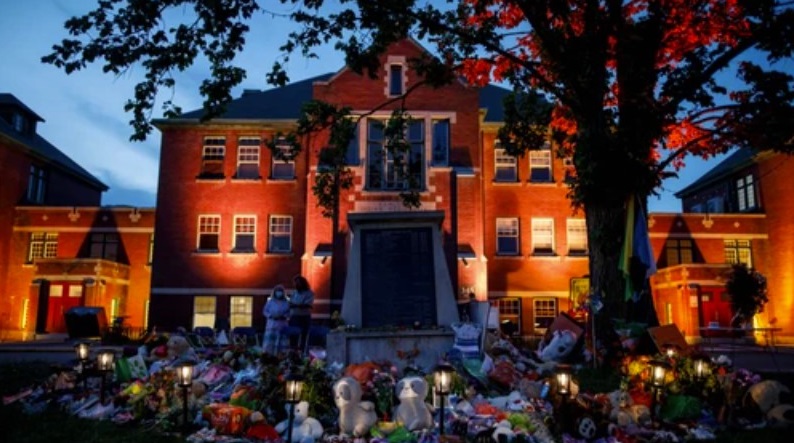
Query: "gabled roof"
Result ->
[[0, 95, 107, 191], [0, 93, 44, 121], [674, 148, 756, 198], [171, 74, 513, 123]]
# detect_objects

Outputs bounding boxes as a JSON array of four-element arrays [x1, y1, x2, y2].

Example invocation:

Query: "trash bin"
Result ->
[[64, 306, 108, 338]]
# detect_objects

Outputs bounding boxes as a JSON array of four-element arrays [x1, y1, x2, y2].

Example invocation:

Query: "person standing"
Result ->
[[289, 275, 314, 350], [262, 284, 290, 355]]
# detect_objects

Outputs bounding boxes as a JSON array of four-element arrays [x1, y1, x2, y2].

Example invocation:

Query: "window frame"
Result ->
[[365, 118, 425, 191], [533, 298, 558, 333], [201, 136, 226, 177], [26, 165, 47, 203], [197, 215, 221, 252], [496, 217, 520, 255], [268, 215, 293, 253], [736, 174, 757, 211], [566, 218, 588, 255], [664, 238, 694, 266], [431, 119, 450, 167], [724, 239, 752, 268], [531, 217, 556, 255], [193, 296, 217, 329], [236, 137, 261, 179], [529, 147, 552, 182], [88, 232, 120, 261], [496, 297, 522, 336], [27, 232, 57, 263], [494, 145, 518, 182], [271, 137, 296, 179], [233, 215, 257, 252], [388, 64, 404, 96], [229, 296, 254, 329]]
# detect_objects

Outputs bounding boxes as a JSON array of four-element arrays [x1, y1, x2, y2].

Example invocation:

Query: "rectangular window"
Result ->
[[68, 286, 83, 298], [529, 148, 552, 182], [271, 137, 296, 179], [389, 65, 403, 96], [496, 217, 520, 255], [230, 296, 253, 329], [26, 165, 47, 203], [665, 239, 693, 265], [236, 137, 261, 179], [193, 296, 216, 329], [736, 174, 757, 211], [197, 215, 221, 251], [533, 298, 558, 332], [233, 216, 256, 252], [147, 233, 154, 265], [725, 239, 752, 268], [268, 215, 292, 253], [201, 137, 226, 177], [566, 218, 588, 255], [494, 145, 518, 182], [531, 218, 555, 255], [366, 119, 424, 190], [707, 197, 724, 213], [50, 285, 63, 298], [496, 298, 521, 336], [89, 233, 119, 261], [27, 232, 57, 263], [345, 124, 360, 165], [431, 119, 450, 166]]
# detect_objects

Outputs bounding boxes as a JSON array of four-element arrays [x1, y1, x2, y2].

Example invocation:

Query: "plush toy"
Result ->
[[333, 376, 378, 436], [607, 389, 651, 427], [392, 376, 434, 431], [538, 329, 577, 362], [745, 380, 794, 427], [167, 335, 197, 361], [275, 401, 325, 443]]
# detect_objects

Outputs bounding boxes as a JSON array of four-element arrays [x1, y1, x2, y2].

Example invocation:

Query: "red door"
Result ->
[[46, 283, 84, 333], [700, 289, 734, 337]]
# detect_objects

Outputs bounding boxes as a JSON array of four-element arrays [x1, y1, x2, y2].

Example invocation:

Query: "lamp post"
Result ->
[[74, 342, 90, 390], [554, 364, 573, 433], [648, 359, 671, 419], [284, 373, 305, 443], [96, 350, 115, 404], [433, 364, 455, 436], [177, 361, 195, 434]]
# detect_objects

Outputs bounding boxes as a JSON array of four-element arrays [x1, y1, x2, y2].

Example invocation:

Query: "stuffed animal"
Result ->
[[167, 335, 198, 361], [538, 329, 577, 362], [745, 380, 794, 427], [393, 376, 434, 431], [333, 376, 378, 436], [607, 389, 651, 427], [275, 401, 325, 443]]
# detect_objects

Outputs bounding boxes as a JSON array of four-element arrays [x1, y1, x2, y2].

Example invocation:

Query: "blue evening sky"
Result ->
[[0, 1, 734, 212]]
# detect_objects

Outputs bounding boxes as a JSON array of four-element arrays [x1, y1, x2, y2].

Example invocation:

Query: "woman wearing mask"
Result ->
[[262, 284, 290, 355]]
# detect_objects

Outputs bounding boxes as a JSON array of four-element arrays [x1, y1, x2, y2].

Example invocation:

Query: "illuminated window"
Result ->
[[496, 218, 520, 255], [236, 137, 261, 178], [233, 216, 256, 252], [230, 296, 253, 329], [736, 174, 757, 211], [193, 296, 216, 329], [389, 64, 404, 96], [26, 165, 47, 203], [725, 239, 752, 268], [665, 239, 693, 265], [495, 144, 517, 182], [366, 119, 424, 191], [271, 137, 295, 179], [496, 298, 521, 336], [432, 119, 450, 166], [533, 298, 558, 332], [201, 137, 226, 177], [50, 285, 63, 298], [529, 145, 552, 182], [147, 233, 154, 265], [68, 286, 82, 298], [531, 218, 555, 255], [197, 215, 221, 251], [89, 233, 119, 261], [566, 218, 588, 255], [268, 215, 292, 253], [110, 298, 119, 319], [27, 232, 57, 263]]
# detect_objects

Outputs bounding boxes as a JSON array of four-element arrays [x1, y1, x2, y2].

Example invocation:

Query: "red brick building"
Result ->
[[648, 148, 793, 342], [149, 39, 589, 335], [0, 94, 154, 341]]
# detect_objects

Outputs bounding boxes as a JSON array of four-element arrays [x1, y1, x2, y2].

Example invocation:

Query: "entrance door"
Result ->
[[46, 283, 84, 333], [700, 289, 735, 337]]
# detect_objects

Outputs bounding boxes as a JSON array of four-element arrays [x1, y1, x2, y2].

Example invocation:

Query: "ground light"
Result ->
[[284, 373, 305, 443], [648, 359, 672, 419], [96, 350, 115, 404], [554, 364, 573, 434], [176, 361, 195, 434], [74, 342, 90, 390], [694, 356, 711, 380], [433, 364, 455, 436]]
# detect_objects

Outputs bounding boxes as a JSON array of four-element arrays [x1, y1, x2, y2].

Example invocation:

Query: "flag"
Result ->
[[620, 196, 657, 301]]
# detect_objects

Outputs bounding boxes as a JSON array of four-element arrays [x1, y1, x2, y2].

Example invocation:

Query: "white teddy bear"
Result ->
[[392, 376, 435, 431], [333, 376, 378, 437], [275, 401, 324, 443]]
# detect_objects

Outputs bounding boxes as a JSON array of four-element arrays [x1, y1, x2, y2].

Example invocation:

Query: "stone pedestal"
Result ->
[[326, 328, 455, 371]]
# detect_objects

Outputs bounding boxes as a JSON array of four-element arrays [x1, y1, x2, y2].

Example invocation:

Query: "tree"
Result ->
[[43, 1, 794, 332], [725, 263, 768, 328]]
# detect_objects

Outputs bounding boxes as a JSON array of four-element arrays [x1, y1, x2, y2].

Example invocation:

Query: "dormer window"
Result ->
[[389, 65, 404, 96], [12, 112, 25, 132]]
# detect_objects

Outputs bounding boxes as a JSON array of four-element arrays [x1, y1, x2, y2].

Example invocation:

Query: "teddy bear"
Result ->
[[275, 401, 325, 443], [392, 376, 434, 431], [333, 376, 378, 436], [745, 379, 794, 428], [606, 389, 651, 428], [167, 335, 198, 361]]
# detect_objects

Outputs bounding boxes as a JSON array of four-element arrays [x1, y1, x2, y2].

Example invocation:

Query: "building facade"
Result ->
[[0, 94, 153, 341]]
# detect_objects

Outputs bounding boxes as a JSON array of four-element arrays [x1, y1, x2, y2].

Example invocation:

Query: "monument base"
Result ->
[[326, 328, 455, 371]]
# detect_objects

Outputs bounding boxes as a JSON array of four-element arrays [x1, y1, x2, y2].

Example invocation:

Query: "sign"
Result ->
[[569, 277, 590, 309]]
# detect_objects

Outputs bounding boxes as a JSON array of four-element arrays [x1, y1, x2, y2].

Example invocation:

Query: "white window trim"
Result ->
[[268, 215, 293, 253], [529, 145, 552, 182], [193, 295, 217, 329], [230, 295, 254, 329], [531, 217, 555, 255], [236, 137, 261, 178], [271, 137, 296, 179], [197, 214, 222, 251], [496, 217, 520, 255], [202, 137, 226, 159], [233, 215, 257, 252], [566, 218, 588, 255], [533, 297, 558, 333], [495, 145, 518, 182]]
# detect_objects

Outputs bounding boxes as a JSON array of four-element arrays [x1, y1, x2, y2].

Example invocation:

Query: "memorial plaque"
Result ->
[[360, 227, 436, 327]]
